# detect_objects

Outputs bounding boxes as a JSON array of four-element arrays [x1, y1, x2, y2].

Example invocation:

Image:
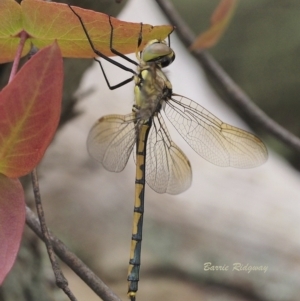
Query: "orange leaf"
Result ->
[[0, 42, 63, 178], [0, 0, 174, 63], [0, 174, 25, 284], [190, 0, 238, 51]]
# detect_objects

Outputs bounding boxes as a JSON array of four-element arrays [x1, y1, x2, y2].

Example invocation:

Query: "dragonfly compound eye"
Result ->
[[142, 41, 175, 67]]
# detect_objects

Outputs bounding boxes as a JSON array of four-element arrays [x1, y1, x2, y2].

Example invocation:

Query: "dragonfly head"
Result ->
[[141, 39, 175, 68]]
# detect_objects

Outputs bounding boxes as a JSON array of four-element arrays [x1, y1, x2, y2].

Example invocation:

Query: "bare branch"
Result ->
[[31, 169, 77, 301], [25, 206, 122, 301], [156, 0, 300, 153]]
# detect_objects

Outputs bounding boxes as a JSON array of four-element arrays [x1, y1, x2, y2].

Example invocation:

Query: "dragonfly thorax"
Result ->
[[134, 40, 174, 120], [134, 64, 172, 120]]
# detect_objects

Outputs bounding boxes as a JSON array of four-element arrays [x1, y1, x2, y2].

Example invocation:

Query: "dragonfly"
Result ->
[[70, 5, 268, 301]]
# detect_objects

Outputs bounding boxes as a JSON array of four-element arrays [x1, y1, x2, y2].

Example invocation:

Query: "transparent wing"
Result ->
[[146, 113, 192, 194], [164, 94, 268, 168], [87, 113, 137, 172]]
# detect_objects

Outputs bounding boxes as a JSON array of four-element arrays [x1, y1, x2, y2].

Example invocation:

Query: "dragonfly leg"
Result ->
[[69, 5, 138, 89], [167, 25, 176, 47], [108, 16, 141, 66], [94, 58, 134, 90]]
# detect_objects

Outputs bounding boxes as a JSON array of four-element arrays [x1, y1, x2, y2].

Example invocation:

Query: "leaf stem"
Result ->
[[8, 30, 28, 83]]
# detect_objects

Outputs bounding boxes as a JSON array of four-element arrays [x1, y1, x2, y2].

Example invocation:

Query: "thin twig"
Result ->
[[25, 206, 122, 301], [31, 169, 78, 301], [156, 0, 300, 153]]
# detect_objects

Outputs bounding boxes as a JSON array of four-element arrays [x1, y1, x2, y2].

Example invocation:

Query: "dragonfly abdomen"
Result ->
[[128, 121, 151, 300]]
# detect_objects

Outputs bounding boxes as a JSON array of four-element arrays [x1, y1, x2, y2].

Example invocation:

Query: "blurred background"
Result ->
[[1, 1, 300, 301]]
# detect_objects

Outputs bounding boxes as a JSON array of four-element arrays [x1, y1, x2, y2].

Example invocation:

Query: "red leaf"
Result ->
[[0, 174, 25, 284], [0, 42, 63, 178], [190, 0, 238, 50], [212, 0, 236, 23]]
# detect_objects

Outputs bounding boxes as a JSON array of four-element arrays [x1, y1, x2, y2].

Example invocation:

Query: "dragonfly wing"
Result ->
[[87, 113, 137, 172], [164, 94, 268, 168], [146, 114, 192, 195]]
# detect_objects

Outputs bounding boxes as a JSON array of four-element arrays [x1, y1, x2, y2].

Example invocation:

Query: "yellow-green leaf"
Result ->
[[0, 0, 174, 63]]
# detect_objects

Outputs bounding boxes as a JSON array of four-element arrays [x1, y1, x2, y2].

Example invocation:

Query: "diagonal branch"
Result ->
[[25, 206, 122, 301], [31, 169, 77, 301], [156, 0, 300, 153]]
